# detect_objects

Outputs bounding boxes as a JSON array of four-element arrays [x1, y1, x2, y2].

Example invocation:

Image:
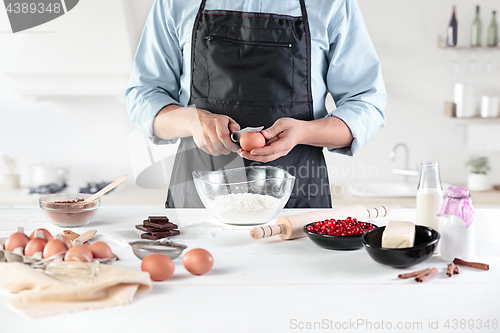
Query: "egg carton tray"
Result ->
[[0, 238, 116, 268]]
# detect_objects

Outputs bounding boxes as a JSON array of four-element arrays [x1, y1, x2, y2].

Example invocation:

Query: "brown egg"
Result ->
[[54, 234, 72, 249], [88, 241, 114, 259], [64, 245, 93, 262], [5, 230, 30, 252], [29, 228, 52, 241], [182, 248, 213, 275], [239, 131, 265, 152], [24, 238, 47, 257], [43, 238, 68, 259], [141, 254, 175, 281]]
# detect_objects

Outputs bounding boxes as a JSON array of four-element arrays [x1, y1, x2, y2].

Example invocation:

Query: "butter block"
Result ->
[[381, 220, 416, 248]]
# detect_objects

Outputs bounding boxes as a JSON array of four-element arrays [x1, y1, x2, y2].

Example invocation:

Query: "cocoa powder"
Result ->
[[42, 199, 98, 226], [55, 198, 84, 203]]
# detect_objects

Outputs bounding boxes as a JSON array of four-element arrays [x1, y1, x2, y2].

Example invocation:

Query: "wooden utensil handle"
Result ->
[[83, 175, 128, 203], [63, 230, 91, 245], [250, 224, 284, 239], [75, 230, 97, 244]]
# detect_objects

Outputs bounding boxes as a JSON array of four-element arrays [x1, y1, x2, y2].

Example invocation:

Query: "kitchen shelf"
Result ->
[[450, 117, 500, 125], [437, 36, 500, 51], [440, 46, 500, 51]]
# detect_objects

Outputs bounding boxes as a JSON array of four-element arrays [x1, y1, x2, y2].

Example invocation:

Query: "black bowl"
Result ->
[[362, 225, 440, 268], [303, 222, 376, 250]]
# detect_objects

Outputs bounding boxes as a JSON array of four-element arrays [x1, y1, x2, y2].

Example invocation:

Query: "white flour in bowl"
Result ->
[[208, 193, 281, 225]]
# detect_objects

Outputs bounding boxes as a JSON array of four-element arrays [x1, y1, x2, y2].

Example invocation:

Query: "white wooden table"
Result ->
[[1, 206, 499, 333]]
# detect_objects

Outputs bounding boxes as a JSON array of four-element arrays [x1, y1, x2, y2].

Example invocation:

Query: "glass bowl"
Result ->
[[39, 193, 100, 228], [192, 166, 295, 225]]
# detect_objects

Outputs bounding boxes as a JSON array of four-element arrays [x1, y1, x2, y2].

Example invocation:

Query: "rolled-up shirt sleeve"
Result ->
[[325, 0, 387, 156], [125, 0, 182, 145]]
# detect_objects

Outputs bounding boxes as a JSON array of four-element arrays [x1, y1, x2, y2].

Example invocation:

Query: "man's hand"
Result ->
[[192, 109, 240, 156], [153, 105, 240, 156], [238, 116, 353, 163], [238, 118, 305, 162]]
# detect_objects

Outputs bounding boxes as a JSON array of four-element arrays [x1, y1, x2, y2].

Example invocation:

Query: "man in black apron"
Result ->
[[165, 0, 334, 209]]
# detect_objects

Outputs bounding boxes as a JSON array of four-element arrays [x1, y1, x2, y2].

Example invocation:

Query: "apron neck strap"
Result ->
[[299, 0, 308, 21], [198, 0, 308, 18], [199, 0, 208, 12]]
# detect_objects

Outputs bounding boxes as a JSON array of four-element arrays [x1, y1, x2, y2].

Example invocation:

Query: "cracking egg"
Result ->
[[239, 131, 265, 152]]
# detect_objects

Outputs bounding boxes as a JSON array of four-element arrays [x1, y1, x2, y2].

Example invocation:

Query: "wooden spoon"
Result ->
[[63, 229, 96, 245], [82, 175, 128, 203]]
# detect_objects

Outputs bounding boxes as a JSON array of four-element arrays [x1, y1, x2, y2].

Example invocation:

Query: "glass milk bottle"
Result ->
[[438, 186, 475, 261], [416, 161, 443, 232]]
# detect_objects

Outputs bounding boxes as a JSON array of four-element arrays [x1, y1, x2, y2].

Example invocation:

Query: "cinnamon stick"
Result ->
[[446, 263, 455, 277], [453, 265, 459, 275], [398, 268, 431, 279], [415, 268, 438, 283], [453, 258, 489, 271]]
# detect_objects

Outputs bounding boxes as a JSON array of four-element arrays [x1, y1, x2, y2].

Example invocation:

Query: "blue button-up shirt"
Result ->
[[126, 0, 386, 156]]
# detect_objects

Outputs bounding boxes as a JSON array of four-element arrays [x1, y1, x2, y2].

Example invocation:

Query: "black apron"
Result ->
[[166, 0, 331, 208]]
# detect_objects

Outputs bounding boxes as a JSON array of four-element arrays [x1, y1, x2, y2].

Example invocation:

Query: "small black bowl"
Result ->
[[362, 225, 440, 268], [303, 222, 376, 251]]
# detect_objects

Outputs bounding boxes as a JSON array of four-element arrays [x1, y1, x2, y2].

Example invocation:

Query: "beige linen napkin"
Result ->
[[0, 262, 152, 318]]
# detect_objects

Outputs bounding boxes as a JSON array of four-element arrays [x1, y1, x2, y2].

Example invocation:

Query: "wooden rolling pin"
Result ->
[[250, 205, 389, 240]]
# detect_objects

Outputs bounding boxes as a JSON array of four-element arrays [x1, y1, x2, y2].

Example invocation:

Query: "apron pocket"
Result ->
[[205, 35, 295, 106]]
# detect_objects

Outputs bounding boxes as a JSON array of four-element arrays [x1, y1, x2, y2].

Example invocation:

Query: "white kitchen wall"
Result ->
[[0, 0, 499, 190], [0, 89, 135, 187], [328, 0, 500, 188], [0, 0, 147, 187]]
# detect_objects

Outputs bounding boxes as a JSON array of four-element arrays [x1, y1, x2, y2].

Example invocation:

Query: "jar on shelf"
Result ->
[[438, 186, 476, 261]]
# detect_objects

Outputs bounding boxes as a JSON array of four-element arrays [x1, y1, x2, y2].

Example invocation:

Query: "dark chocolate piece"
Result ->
[[148, 216, 169, 223], [150, 230, 180, 237], [143, 220, 178, 229], [141, 233, 159, 240], [140, 230, 180, 240], [135, 224, 178, 232]]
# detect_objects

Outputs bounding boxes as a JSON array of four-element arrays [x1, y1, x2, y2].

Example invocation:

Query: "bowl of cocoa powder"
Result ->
[[39, 193, 100, 227]]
